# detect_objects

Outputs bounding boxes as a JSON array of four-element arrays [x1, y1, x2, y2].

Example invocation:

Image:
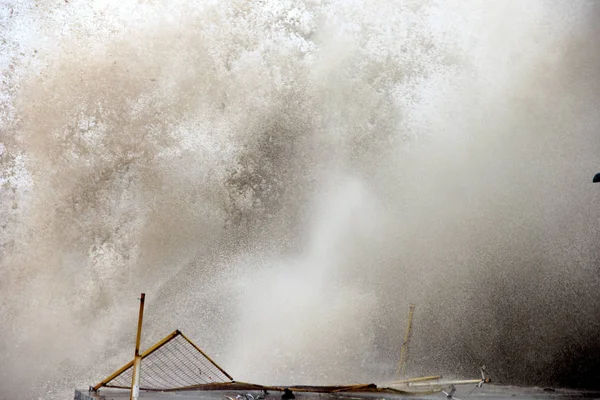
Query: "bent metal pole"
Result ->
[[130, 293, 145, 400]]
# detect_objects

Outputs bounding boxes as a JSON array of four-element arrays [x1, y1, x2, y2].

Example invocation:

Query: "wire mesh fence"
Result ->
[[97, 330, 232, 391]]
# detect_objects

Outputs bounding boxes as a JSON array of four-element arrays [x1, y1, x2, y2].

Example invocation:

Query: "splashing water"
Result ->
[[1, 1, 600, 399]]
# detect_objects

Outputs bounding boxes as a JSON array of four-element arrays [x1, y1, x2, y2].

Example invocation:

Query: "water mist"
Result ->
[[1, 1, 600, 399]]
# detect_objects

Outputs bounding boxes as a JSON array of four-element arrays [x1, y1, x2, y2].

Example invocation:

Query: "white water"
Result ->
[[1, 1, 599, 398]]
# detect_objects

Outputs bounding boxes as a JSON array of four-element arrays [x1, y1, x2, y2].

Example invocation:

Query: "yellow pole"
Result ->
[[130, 293, 145, 400], [388, 375, 441, 385], [396, 304, 415, 378]]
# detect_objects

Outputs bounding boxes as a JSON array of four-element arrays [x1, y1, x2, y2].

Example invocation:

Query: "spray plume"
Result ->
[[1, 1, 600, 398]]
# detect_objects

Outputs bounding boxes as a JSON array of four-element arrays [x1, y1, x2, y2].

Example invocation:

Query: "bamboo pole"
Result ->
[[396, 304, 415, 378], [130, 293, 145, 400], [179, 331, 234, 381], [92, 331, 179, 391], [404, 379, 483, 387], [387, 375, 441, 385]]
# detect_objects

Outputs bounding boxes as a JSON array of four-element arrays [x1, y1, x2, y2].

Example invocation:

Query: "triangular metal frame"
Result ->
[[92, 330, 233, 392]]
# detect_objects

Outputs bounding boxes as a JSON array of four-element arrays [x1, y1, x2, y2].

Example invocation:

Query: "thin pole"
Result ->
[[396, 303, 415, 378], [387, 375, 441, 385], [403, 378, 484, 387], [130, 293, 145, 400]]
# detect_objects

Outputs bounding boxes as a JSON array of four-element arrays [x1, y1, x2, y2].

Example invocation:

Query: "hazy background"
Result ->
[[1, 1, 599, 398]]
